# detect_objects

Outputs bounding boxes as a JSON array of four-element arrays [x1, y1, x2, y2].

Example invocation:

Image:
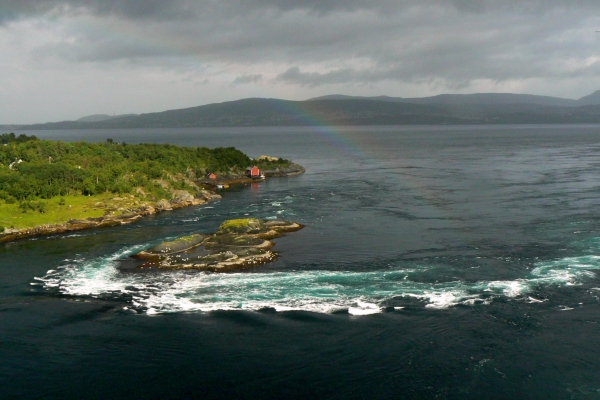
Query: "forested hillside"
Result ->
[[0, 133, 250, 203]]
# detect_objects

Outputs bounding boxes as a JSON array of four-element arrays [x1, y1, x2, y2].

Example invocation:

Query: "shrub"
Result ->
[[19, 200, 46, 213]]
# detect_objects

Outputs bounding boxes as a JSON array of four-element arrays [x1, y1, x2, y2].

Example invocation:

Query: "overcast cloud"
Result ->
[[2, 0, 600, 123]]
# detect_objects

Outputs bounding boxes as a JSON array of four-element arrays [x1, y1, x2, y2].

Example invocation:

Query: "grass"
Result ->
[[219, 218, 260, 230], [0, 194, 149, 230], [254, 160, 291, 170]]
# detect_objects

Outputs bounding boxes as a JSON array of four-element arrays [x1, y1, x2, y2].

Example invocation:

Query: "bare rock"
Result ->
[[155, 199, 173, 210], [125, 218, 303, 272], [171, 190, 194, 203], [262, 163, 305, 177]]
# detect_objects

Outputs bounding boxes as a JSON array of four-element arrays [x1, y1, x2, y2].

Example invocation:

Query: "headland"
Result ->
[[0, 134, 304, 243]]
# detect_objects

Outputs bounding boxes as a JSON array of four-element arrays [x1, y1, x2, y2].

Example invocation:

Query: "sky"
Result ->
[[2, 0, 600, 124]]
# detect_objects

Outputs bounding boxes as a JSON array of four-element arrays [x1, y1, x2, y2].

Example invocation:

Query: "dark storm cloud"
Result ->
[[0, 0, 195, 23], [0, 0, 384, 21], [5, 0, 598, 22], [5, 0, 600, 88]]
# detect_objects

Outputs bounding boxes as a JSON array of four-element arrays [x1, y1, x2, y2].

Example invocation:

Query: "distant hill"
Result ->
[[6, 91, 600, 130], [576, 90, 600, 106], [76, 114, 138, 122], [308, 93, 588, 107]]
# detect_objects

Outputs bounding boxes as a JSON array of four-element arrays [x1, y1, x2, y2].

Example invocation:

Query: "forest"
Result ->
[[0, 133, 253, 204]]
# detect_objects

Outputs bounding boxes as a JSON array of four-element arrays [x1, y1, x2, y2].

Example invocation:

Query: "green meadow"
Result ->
[[0, 195, 106, 230]]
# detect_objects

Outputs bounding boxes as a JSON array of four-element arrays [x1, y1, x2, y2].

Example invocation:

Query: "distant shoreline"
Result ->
[[8, 120, 600, 132], [6, 95, 600, 130]]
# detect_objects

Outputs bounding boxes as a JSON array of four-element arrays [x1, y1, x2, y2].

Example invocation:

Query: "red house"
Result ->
[[245, 165, 261, 178], [207, 172, 217, 179]]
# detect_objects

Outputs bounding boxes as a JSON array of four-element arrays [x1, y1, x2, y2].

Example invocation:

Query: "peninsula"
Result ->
[[0, 133, 304, 242]]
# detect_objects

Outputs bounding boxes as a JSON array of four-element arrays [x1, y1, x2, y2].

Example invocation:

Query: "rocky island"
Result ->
[[122, 218, 303, 272]]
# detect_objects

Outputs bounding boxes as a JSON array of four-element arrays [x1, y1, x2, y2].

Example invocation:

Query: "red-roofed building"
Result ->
[[245, 166, 261, 178]]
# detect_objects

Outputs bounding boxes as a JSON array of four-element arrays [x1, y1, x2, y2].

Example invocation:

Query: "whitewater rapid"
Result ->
[[33, 240, 600, 316]]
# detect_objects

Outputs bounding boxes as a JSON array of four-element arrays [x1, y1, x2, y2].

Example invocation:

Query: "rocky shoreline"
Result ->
[[0, 190, 221, 243], [262, 163, 306, 177], [199, 163, 306, 186], [0, 162, 305, 244], [122, 218, 303, 272]]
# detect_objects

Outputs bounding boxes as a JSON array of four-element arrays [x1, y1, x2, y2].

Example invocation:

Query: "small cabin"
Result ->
[[207, 172, 217, 179], [245, 166, 261, 178]]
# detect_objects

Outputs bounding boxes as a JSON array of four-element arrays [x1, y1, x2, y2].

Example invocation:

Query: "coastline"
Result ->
[[199, 163, 306, 186], [0, 190, 221, 243], [0, 165, 305, 244]]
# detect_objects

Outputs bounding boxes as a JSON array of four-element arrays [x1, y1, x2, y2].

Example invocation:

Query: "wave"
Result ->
[[32, 239, 600, 315]]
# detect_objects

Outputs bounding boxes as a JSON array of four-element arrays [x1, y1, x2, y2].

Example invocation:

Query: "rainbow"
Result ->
[[256, 98, 466, 232]]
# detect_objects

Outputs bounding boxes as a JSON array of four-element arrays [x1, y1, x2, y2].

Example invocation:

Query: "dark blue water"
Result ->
[[3, 125, 600, 398]]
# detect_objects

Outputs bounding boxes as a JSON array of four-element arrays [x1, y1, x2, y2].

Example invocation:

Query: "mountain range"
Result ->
[[308, 90, 600, 107], [6, 91, 600, 130]]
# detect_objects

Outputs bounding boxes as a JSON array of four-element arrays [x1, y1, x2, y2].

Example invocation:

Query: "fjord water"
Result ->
[[3, 125, 600, 398]]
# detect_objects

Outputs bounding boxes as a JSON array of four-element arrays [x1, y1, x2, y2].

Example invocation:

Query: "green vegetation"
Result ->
[[0, 194, 106, 229], [0, 135, 254, 229], [18, 200, 47, 213], [0, 136, 250, 201], [218, 218, 262, 234], [220, 218, 260, 229], [0, 132, 38, 145], [252, 157, 291, 170]]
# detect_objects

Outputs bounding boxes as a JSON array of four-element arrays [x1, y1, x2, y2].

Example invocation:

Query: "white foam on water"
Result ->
[[61, 233, 86, 239], [486, 280, 527, 297], [34, 262, 512, 314], [424, 291, 469, 309], [527, 296, 547, 303], [36, 244, 152, 297], [529, 254, 600, 290], [348, 300, 382, 315], [34, 240, 600, 315]]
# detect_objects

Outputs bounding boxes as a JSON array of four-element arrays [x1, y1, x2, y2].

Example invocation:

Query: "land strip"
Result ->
[[0, 135, 304, 243]]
